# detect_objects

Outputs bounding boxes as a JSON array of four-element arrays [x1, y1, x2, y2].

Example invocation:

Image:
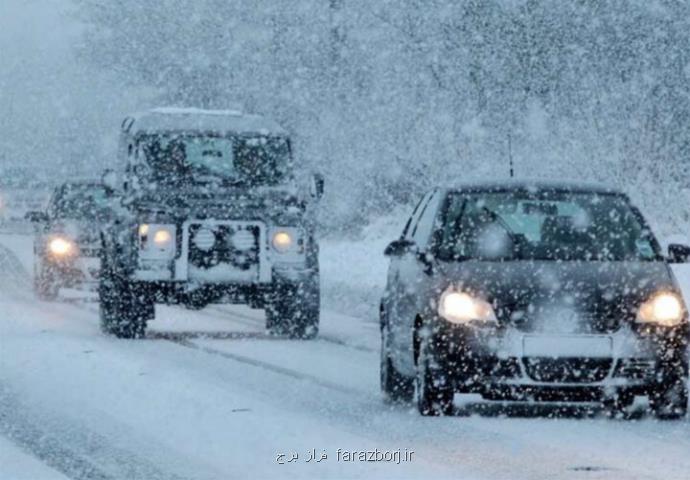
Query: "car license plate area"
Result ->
[[522, 335, 613, 358]]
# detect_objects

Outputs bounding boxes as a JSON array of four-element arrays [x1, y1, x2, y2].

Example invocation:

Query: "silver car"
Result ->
[[380, 182, 690, 418]]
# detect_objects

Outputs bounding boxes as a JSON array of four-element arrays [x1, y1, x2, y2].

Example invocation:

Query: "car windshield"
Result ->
[[437, 191, 661, 262], [137, 134, 292, 186], [53, 185, 110, 219]]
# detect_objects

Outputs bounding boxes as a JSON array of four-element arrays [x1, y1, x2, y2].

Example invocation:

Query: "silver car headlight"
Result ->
[[138, 223, 176, 260], [438, 288, 497, 326], [636, 292, 687, 327]]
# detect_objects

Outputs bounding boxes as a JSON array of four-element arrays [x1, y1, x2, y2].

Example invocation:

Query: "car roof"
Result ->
[[122, 107, 288, 137], [55, 181, 104, 194], [59, 181, 103, 189], [443, 179, 626, 196]]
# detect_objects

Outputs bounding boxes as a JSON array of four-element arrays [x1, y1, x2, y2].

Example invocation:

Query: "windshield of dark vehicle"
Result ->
[[437, 191, 661, 262], [137, 134, 292, 186], [53, 185, 110, 219]]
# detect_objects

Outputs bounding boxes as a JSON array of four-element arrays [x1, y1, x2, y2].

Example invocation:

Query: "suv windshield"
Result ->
[[53, 185, 110, 219], [437, 191, 661, 262], [137, 134, 292, 187]]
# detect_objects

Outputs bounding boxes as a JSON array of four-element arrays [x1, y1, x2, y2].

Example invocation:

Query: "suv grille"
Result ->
[[523, 357, 613, 383], [188, 224, 260, 270]]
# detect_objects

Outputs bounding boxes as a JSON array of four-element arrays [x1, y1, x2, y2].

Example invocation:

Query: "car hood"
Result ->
[[130, 187, 308, 224], [435, 260, 678, 333], [51, 219, 103, 246]]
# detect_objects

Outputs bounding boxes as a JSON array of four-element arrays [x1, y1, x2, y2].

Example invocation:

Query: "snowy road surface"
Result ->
[[1, 233, 690, 480]]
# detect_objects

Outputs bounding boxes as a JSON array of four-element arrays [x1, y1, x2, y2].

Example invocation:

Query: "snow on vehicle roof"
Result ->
[[446, 179, 624, 195], [58, 180, 104, 189], [123, 108, 288, 137]]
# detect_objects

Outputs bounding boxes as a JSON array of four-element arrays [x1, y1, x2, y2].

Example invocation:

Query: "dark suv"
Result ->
[[99, 108, 323, 339], [26, 182, 110, 299], [380, 182, 690, 418]]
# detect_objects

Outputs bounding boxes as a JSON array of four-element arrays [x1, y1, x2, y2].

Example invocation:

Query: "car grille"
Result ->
[[188, 224, 260, 270], [523, 357, 613, 383], [613, 359, 657, 380], [506, 310, 625, 334]]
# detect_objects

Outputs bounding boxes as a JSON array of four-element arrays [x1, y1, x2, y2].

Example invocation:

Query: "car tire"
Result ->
[[380, 326, 414, 403], [416, 339, 454, 416], [99, 257, 153, 339], [266, 280, 319, 340], [649, 375, 688, 420], [34, 265, 59, 301]]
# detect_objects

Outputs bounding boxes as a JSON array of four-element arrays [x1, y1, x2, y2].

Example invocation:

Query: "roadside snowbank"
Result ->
[[320, 211, 407, 321], [0, 436, 68, 480]]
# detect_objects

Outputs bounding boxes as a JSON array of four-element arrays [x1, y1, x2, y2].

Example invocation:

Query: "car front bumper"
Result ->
[[44, 255, 101, 287], [128, 266, 317, 307], [427, 317, 689, 398]]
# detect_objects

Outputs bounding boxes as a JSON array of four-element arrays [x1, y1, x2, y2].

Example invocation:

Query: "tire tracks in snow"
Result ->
[[155, 333, 360, 396], [0, 384, 205, 480], [0, 244, 217, 480], [0, 241, 32, 300]]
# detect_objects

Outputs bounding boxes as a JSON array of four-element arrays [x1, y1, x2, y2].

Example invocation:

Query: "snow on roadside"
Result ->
[[0, 436, 68, 480], [320, 210, 407, 321]]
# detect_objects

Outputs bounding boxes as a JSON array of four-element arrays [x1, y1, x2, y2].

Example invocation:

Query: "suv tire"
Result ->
[[266, 280, 319, 339], [99, 258, 153, 339]]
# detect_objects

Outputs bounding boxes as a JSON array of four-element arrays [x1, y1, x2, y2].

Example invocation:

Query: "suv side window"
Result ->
[[46, 189, 61, 219], [402, 192, 433, 240], [411, 191, 441, 248]]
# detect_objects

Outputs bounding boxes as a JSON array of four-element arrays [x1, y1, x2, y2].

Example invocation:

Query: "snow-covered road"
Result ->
[[1, 234, 690, 480]]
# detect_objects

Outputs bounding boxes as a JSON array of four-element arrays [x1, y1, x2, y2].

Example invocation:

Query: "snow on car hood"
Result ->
[[130, 186, 308, 224], [52, 218, 102, 245], [435, 260, 677, 333]]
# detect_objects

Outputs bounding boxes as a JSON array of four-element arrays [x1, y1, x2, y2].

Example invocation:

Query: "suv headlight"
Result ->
[[438, 288, 497, 326], [637, 292, 687, 327], [138, 223, 176, 259], [270, 227, 304, 254], [47, 235, 78, 258]]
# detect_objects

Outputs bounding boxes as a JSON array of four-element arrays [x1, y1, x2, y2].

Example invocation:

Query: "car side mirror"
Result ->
[[101, 169, 119, 195], [384, 238, 415, 257], [668, 244, 690, 263], [25, 211, 48, 223], [310, 173, 325, 200]]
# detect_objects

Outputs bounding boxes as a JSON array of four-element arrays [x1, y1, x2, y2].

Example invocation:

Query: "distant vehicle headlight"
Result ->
[[272, 231, 293, 252], [637, 292, 686, 327], [48, 236, 77, 257], [438, 288, 497, 326], [138, 223, 176, 259]]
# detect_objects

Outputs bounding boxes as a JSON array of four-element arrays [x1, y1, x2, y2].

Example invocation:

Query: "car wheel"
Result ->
[[416, 339, 454, 416], [99, 258, 152, 339], [266, 280, 319, 340], [649, 375, 688, 420], [380, 326, 414, 403]]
